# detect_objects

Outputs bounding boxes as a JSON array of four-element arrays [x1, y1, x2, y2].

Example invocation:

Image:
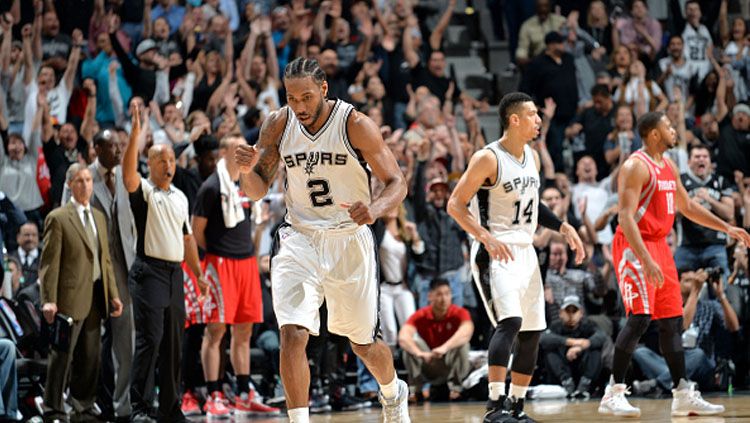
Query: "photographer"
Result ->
[[632, 268, 739, 393]]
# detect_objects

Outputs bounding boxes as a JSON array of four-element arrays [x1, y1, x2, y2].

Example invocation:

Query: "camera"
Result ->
[[706, 267, 722, 283]]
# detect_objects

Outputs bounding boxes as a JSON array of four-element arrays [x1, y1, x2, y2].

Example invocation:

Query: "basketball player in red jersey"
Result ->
[[598, 112, 750, 418]]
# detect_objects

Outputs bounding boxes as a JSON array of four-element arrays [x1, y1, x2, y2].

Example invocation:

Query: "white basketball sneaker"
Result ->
[[671, 379, 725, 416], [379, 379, 411, 423], [598, 382, 641, 417]]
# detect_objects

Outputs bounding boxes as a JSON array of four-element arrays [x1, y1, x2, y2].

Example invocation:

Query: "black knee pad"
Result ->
[[657, 316, 684, 354], [488, 317, 522, 367], [511, 330, 542, 375], [615, 314, 651, 354]]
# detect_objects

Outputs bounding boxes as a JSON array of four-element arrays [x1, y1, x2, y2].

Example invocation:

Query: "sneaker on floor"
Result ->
[[483, 397, 516, 423], [180, 391, 202, 417], [571, 377, 591, 401], [671, 379, 725, 416], [507, 396, 536, 422], [233, 391, 282, 416], [598, 383, 640, 417], [331, 391, 364, 412], [379, 379, 410, 423], [203, 392, 231, 419], [310, 390, 332, 414]]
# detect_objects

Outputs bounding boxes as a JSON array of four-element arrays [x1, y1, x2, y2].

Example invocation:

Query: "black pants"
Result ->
[[129, 257, 185, 420], [544, 347, 603, 384]]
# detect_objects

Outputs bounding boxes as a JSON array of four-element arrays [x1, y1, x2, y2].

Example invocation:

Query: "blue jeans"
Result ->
[[0, 339, 18, 420], [674, 244, 729, 283], [415, 267, 466, 308], [357, 357, 379, 394], [632, 346, 715, 391]]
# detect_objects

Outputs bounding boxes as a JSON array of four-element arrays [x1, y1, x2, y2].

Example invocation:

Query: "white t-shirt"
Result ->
[[23, 80, 71, 142], [379, 230, 407, 283], [572, 181, 614, 245], [658, 57, 697, 101]]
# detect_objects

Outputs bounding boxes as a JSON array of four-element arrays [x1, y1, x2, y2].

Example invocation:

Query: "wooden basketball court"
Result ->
[[192, 393, 750, 421]]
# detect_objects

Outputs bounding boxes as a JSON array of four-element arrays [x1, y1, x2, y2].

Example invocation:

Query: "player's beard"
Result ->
[[302, 96, 326, 129]]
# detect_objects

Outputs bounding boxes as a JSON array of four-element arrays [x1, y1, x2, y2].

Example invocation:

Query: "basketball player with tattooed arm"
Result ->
[[597, 111, 750, 417], [448, 92, 586, 423], [234, 57, 410, 423]]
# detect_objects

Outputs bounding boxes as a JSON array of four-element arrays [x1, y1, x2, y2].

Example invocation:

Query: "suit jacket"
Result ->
[[62, 162, 136, 304], [39, 202, 119, 321]]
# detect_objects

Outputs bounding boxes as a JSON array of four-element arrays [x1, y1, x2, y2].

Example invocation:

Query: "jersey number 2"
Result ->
[[512, 199, 534, 225], [308, 179, 334, 207]]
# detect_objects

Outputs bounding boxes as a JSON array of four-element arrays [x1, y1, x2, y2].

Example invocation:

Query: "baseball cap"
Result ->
[[733, 103, 750, 116], [136, 39, 158, 56], [561, 295, 582, 310], [427, 177, 449, 191], [544, 31, 565, 45]]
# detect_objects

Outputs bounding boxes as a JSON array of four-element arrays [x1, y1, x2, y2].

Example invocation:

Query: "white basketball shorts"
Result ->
[[271, 223, 379, 345]]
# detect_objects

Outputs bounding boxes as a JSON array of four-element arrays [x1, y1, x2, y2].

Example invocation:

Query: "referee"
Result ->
[[123, 105, 207, 422]]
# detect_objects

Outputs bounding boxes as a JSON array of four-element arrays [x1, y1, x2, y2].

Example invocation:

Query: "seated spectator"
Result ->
[[633, 268, 740, 393], [9, 222, 40, 287], [0, 338, 19, 421], [398, 278, 473, 401], [544, 240, 605, 321], [540, 295, 606, 398]]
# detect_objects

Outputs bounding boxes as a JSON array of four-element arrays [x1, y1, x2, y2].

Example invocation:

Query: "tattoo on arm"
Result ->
[[252, 109, 286, 185]]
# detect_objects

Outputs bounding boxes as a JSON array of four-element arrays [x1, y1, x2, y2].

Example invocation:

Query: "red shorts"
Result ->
[[612, 231, 682, 319], [183, 262, 204, 327], [202, 254, 263, 324]]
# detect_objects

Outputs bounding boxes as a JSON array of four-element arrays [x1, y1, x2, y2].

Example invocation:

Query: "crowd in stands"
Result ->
[[0, 0, 750, 421]]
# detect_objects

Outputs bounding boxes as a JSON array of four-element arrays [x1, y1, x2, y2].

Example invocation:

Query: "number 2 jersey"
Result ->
[[471, 141, 540, 245], [614, 150, 677, 241], [279, 99, 371, 231]]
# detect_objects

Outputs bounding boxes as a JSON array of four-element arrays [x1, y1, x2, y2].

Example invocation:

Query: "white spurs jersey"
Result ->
[[279, 99, 371, 231], [471, 141, 540, 245]]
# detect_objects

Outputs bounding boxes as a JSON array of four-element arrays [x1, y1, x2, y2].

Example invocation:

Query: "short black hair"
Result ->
[[669, 34, 683, 43], [688, 143, 710, 157], [637, 111, 665, 140], [498, 92, 533, 130], [429, 278, 450, 291], [284, 57, 326, 84], [590, 83, 610, 98]]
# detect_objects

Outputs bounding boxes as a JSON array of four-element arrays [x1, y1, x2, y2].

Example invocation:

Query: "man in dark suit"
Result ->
[[9, 222, 41, 286], [63, 129, 137, 421], [39, 163, 123, 423]]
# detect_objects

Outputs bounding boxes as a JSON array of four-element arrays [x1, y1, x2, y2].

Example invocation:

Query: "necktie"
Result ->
[[84, 209, 102, 282], [105, 170, 116, 197]]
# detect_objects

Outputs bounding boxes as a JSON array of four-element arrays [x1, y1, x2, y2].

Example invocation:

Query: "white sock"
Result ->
[[380, 374, 400, 400], [488, 382, 506, 401], [509, 384, 528, 400], [288, 407, 310, 423]]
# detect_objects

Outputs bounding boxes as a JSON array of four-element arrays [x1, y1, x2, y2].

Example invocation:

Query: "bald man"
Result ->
[[123, 107, 207, 423]]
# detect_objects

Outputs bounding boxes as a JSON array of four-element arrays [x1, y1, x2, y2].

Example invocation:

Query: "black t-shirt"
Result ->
[[680, 171, 734, 246], [192, 173, 255, 259], [716, 116, 750, 179], [521, 53, 579, 123], [572, 106, 615, 180], [409, 62, 461, 105]]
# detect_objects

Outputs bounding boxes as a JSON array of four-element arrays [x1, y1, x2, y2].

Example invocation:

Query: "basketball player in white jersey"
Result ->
[[235, 57, 410, 423], [447, 92, 585, 422]]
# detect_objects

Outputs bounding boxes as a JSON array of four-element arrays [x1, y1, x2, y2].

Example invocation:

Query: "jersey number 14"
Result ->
[[512, 198, 535, 225]]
